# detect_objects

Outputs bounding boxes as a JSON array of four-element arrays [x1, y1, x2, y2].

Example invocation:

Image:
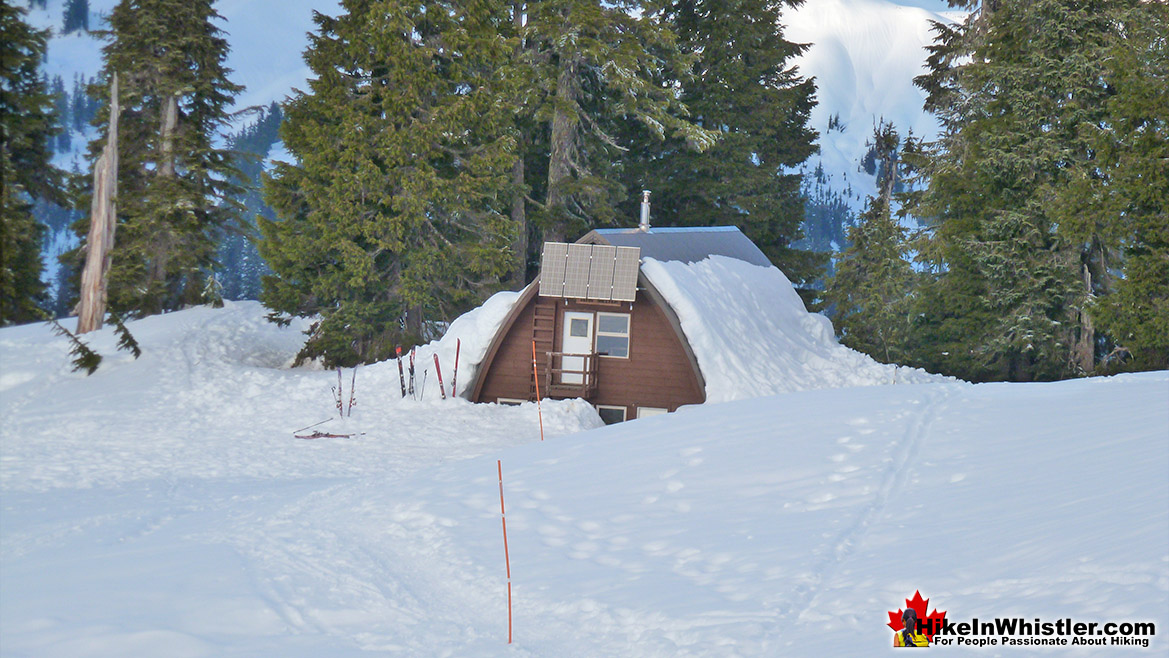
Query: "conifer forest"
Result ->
[[2, 0, 1165, 379]]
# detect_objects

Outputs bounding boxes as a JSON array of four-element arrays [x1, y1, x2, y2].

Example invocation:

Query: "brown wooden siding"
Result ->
[[475, 286, 705, 419]]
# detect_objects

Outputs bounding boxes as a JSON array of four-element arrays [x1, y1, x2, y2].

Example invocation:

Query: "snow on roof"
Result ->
[[583, 226, 773, 268], [640, 255, 943, 403]]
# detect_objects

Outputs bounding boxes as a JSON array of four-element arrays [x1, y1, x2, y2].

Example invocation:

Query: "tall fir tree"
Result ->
[[622, 0, 822, 288], [823, 122, 916, 364], [260, 0, 521, 366], [1, 4, 64, 325], [218, 102, 282, 301], [63, 0, 90, 35], [907, 0, 1122, 381], [69, 0, 243, 317], [1074, 2, 1169, 370], [523, 0, 717, 245]]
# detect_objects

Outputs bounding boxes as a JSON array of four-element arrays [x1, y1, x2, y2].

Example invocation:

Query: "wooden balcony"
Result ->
[[544, 351, 599, 399]]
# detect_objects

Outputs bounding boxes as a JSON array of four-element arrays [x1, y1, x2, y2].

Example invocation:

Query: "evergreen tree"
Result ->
[[50, 74, 72, 152], [71, 0, 244, 317], [218, 102, 281, 301], [70, 74, 98, 132], [623, 0, 822, 287], [823, 122, 916, 364], [63, 0, 90, 35], [907, 0, 1120, 381], [524, 0, 717, 244], [261, 0, 521, 366], [1077, 2, 1169, 370], [1, 4, 64, 325]]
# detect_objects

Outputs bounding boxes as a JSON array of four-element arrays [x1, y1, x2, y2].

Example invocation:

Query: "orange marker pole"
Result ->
[[498, 460, 513, 644], [531, 340, 545, 442]]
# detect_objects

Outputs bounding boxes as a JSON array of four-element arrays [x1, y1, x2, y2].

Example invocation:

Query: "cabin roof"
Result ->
[[579, 226, 772, 268]]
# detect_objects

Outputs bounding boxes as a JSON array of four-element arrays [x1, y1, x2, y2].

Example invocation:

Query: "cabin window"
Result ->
[[596, 404, 627, 425], [595, 312, 630, 358], [497, 398, 526, 406], [637, 406, 668, 419], [569, 317, 590, 337]]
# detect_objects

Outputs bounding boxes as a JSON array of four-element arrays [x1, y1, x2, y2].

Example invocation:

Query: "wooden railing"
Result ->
[[544, 351, 599, 399]]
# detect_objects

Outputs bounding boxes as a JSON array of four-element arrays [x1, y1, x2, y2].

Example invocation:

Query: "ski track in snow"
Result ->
[[782, 385, 954, 626], [3, 303, 1166, 656]]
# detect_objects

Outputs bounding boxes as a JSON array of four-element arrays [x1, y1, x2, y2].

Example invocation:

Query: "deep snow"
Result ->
[[1, 302, 1166, 656], [642, 256, 940, 403]]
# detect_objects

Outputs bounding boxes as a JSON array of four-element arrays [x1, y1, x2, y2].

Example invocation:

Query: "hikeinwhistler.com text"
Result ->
[[920, 617, 1156, 648]]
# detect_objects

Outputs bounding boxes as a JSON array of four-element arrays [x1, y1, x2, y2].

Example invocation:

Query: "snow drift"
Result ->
[[640, 256, 941, 403], [1, 304, 1165, 656]]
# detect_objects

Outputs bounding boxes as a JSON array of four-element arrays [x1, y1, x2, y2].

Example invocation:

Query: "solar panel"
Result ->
[[539, 242, 568, 297], [562, 244, 592, 298], [612, 246, 640, 301], [538, 242, 640, 302], [587, 245, 616, 300]]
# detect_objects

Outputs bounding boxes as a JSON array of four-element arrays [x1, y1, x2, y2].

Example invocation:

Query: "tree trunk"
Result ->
[[158, 93, 178, 178], [545, 50, 581, 245], [77, 73, 119, 334], [1073, 259, 1095, 374], [510, 153, 528, 288], [406, 304, 423, 342], [508, 1, 528, 288]]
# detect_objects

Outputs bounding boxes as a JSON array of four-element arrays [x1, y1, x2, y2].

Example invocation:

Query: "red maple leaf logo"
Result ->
[[887, 590, 947, 641]]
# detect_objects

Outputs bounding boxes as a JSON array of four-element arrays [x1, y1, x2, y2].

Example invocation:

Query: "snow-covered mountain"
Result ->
[[2, 300, 1165, 655], [786, 0, 961, 210]]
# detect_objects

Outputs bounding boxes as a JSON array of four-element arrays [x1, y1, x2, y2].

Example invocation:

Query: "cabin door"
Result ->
[[560, 311, 594, 385]]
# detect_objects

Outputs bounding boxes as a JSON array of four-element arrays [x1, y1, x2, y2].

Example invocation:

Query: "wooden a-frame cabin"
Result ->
[[468, 196, 773, 424]]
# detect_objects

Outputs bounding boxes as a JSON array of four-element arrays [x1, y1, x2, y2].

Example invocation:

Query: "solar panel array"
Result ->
[[613, 247, 639, 300], [539, 242, 640, 302]]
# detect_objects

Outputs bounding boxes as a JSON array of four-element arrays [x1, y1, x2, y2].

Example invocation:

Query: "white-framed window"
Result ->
[[595, 312, 630, 358], [636, 406, 668, 419], [497, 398, 527, 406], [568, 316, 590, 338], [596, 404, 627, 425]]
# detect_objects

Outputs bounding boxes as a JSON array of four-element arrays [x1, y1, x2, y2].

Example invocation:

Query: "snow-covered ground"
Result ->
[[2, 302, 1166, 656]]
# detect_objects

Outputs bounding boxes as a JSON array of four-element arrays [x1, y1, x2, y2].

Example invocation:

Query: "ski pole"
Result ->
[[348, 367, 357, 416], [293, 418, 334, 434]]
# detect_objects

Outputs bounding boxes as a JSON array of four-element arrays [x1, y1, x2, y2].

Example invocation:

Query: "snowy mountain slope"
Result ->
[[785, 0, 961, 210], [24, 0, 339, 114], [2, 303, 1166, 656]]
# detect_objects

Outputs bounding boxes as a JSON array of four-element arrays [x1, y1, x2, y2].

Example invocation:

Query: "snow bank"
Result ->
[[2, 300, 1165, 655], [641, 255, 941, 403], [0, 300, 599, 493], [419, 290, 520, 399]]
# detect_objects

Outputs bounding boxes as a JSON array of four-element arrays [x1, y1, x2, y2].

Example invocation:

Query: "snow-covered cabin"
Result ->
[[468, 223, 773, 423]]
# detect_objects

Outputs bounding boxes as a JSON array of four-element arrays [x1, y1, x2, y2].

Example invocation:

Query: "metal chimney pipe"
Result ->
[[639, 190, 651, 232]]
